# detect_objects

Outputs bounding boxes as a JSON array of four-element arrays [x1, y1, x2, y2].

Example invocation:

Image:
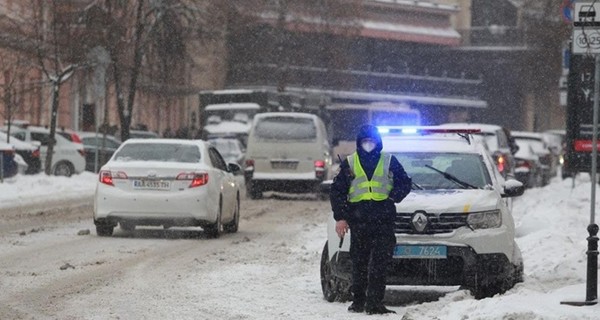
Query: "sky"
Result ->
[[1, 171, 600, 319]]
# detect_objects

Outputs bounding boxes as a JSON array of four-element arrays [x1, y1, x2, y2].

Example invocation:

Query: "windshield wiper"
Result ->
[[424, 165, 478, 189], [412, 181, 424, 190]]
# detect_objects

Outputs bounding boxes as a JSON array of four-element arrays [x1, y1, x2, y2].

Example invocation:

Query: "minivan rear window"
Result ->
[[254, 117, 316, 141]]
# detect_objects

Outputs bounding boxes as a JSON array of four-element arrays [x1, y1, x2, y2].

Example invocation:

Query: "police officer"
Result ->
[[330, 124, 412, 314]]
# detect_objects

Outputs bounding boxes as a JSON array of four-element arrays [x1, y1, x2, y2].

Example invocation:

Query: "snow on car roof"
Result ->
[[204, 121, 251, 134], [254, 112, 318, 120], [439, 122, 504, 133]]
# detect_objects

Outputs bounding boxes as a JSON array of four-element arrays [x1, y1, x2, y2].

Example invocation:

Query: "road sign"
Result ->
[[573, 29, 600, 53], [562, 0, 575, 23], [573, 2, 600, 54], [574, 2, 600, 26]]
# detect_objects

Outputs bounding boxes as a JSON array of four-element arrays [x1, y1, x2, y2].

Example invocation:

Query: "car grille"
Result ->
[[394, 212, 468, 234]]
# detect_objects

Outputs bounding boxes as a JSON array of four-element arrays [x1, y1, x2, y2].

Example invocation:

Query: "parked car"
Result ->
[[93, 139, 241, 238], [208, 137, 245, 167], [57, 127, 83, 144], [244, 112, 332, 199], [544, 129, 567, 178], [511, 131, 556, 185], [78, 132, 122, 172], [440, 123, 518, 180], [0, 141, 18, 179], [0, 131, 41, 174], [512, 139, 544, 188], [1, 126, 86, 176], [321, 126, 525, 301]]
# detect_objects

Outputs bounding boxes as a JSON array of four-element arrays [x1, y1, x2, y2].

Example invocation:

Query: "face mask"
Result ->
[[361, 141, 376, 153]]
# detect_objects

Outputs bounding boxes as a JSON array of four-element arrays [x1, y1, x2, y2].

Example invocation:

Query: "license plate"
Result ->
[[133, 180, 171, 190], [394, 245, 447, 259], [271, 161, 298, 169]]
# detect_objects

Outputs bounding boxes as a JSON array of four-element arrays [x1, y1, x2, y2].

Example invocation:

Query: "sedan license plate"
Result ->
[[133, 180, 171, 190], [394, 245, 447, 259]]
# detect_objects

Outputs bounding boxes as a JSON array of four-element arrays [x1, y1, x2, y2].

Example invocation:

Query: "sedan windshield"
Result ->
[[114, 143, 201, 163], [392, 152, 491, 190]]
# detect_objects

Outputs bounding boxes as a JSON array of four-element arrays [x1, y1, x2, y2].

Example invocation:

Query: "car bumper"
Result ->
[[94, 184, 215, 226], [332, 248, 514, 287], [331, 226, 517, 286]]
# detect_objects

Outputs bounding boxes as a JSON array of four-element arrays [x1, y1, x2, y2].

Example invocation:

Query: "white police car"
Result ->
[[320, 126, 525, 301]]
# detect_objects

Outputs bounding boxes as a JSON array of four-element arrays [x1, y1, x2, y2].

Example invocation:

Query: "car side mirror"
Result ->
[[228, 162, 241, 174], [502, 179, 525, 198]]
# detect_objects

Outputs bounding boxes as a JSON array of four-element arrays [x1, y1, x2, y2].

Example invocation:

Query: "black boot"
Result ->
[[347, 301, 365, 313], [365, 304, 396, 315]]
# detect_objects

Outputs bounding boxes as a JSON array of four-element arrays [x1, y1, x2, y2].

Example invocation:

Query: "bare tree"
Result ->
[[100, 0, 214, 142], [0, 51, 32, 141]]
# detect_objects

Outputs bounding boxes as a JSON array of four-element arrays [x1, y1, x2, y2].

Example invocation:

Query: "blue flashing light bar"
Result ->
[[377, 126, 481, 136]]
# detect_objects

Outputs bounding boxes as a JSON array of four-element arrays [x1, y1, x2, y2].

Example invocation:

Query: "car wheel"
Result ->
[[205, 197, 223, 239], [120, 222, 135, 232], [224, 194, 240, 233], [96, 224, 114, 237], [320, 241, 351, 302], [247, 182, 263, 200], [53, 161, 74, 177]]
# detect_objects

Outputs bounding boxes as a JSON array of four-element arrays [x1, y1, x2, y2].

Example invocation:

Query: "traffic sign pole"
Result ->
[[562, 1, 600, 307]]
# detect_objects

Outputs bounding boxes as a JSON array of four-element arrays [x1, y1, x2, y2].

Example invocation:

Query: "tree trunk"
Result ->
[[45, 83, 60, 175]]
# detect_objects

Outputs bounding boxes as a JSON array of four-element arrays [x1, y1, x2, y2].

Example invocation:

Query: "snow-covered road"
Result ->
[[0, 173, 599, 319]]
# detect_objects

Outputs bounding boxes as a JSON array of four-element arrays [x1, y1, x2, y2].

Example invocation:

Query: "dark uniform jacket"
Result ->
[[330, 126, 412, 225]]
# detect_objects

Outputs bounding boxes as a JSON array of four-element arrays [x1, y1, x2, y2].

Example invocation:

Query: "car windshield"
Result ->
[[392, 152, 491, 190], [254, 117, 316, 141], [114, 143, 201, 163]]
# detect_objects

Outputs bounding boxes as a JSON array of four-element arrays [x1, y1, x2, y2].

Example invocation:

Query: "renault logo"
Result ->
[[412, 211, 428, 232]]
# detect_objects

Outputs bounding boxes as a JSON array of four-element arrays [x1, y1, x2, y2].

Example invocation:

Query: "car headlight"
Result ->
[[467, 210, 501, 229]]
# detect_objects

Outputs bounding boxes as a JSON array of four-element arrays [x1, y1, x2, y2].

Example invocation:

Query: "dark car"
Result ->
[[0, 131, 41, 174], [78, 132, 122, 172], [0, 141, 18, 179]]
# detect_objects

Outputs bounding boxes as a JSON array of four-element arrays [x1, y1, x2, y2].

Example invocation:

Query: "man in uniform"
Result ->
[[330, 124, 412, 314]]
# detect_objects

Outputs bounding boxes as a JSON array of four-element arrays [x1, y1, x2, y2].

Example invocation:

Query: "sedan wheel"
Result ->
[[205, 198, 223, 239], [224, 195, 240, 233], [53, 161, 73, 177]]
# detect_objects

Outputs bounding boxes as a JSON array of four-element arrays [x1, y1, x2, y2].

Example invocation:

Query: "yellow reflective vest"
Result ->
[[347, 152, 393, 202]]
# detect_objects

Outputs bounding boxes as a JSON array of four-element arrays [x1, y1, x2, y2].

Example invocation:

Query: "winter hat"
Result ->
[[355, 124, 383, 153]]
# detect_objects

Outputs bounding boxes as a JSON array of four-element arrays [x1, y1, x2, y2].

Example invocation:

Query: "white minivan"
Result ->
[[244, 112, 332, 199]]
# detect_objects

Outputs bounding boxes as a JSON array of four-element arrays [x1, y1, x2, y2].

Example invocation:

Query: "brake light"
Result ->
[[32, 149, 40, 158], [245, 159, 255, 169], [314, 160, 325, 168], [516, 159, 531, 169], [496, 155, 505, 173], [177, 172, 209, 188], [70, 133, 82, 144], [99, 170, 128, 186]]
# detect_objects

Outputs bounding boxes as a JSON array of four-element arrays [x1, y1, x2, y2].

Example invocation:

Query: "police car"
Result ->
[[320, 126, 525, 301]]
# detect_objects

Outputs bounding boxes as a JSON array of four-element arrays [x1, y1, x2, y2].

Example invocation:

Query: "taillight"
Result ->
[[32, 149, 40, 158], [496, 154, 505, 173], [245, 159, 255, 170], [99, 170, 127, 186], [516, 159, 531, 169], [71, 133, 82, 144], [315, 160, 325, 178], [177, 172, 209, 188]]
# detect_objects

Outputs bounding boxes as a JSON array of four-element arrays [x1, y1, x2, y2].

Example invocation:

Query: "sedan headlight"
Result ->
[[467, 210, 501, 229]]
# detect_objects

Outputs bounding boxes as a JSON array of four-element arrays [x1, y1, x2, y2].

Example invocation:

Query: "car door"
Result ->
[[208, 147, 235, 220]]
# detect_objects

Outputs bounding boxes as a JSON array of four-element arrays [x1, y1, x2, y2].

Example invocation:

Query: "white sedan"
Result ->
[[93, 139, 241, 238]]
